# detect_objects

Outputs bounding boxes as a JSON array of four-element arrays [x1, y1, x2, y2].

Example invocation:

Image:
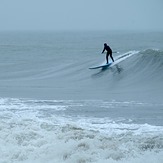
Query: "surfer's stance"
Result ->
[[102, 43, 114, 64]]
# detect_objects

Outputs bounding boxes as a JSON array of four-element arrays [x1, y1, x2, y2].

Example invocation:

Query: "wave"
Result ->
[[0, 49, 162, 101], [87, 49, 163, 102], [131, 49, 163, 74], [0, 98, 163, 163], [120, 49, 163, 85], [91, 49, 163, 82], [1, 49, 163, 81]]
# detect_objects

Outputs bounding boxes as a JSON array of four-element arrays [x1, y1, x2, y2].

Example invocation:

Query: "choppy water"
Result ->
[[0, 31, 163, 163]]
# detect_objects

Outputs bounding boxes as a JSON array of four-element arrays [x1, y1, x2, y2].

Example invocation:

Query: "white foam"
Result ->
[[0, 98, 163, 163]]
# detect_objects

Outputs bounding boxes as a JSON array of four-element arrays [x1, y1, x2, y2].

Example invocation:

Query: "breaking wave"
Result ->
[[0, 98, 163, 163]]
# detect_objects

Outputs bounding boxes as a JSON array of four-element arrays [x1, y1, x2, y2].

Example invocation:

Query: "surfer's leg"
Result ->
[[106, 54, 109, 64], [110, 52, 114, 62]]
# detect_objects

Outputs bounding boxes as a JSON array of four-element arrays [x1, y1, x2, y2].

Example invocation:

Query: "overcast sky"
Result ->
[[0, 0, 163, 31]]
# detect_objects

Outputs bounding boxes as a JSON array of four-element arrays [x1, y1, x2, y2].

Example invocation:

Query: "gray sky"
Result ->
[[0, 0, 163, 31]]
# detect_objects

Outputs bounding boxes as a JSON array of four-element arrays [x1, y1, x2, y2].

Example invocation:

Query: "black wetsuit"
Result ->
[[102, 44, 114, 64]]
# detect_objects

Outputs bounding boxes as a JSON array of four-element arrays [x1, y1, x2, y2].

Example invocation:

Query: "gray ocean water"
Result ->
[[0, 31, 163, 163]]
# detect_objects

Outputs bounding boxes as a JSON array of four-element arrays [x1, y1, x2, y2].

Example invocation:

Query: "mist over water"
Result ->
[[0, 31, 163, 163]]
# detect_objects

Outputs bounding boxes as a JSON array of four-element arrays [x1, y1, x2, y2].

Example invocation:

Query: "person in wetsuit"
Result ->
[[101, 43, 114, 64]]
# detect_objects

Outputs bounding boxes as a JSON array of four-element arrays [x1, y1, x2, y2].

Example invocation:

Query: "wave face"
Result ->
[[130, 49, 163, 80], [87, 49, 163, 103], [112, 49, 163, 91]]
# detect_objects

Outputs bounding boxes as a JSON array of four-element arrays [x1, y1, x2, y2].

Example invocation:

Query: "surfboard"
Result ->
[[89, 62, 112, 69], [89, 51, 139, 70]]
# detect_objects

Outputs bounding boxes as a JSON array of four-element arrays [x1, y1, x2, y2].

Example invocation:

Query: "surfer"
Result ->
[[102, 43, 114, 64]]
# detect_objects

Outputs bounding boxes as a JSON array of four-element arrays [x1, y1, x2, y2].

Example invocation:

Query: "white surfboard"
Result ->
[[89, 51, 139, 70]]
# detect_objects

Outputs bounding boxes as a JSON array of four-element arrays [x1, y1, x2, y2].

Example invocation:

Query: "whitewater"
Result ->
[[0, 31, 163, 163]]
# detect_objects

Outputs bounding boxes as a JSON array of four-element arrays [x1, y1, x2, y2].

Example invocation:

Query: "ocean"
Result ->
[[0, 30, 163, 163]]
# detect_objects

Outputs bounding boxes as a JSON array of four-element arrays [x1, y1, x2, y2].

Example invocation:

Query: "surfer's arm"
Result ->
[[101, 47, 105, 54]]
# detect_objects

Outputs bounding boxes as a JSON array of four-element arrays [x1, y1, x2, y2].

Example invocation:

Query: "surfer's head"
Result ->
[[104, 43, 107, 46]]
